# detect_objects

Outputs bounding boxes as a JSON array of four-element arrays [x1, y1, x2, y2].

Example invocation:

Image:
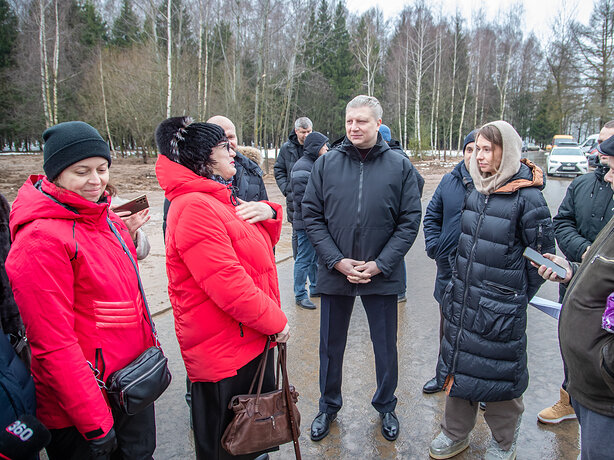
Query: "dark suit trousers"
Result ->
[[318, 294, 398, 414]]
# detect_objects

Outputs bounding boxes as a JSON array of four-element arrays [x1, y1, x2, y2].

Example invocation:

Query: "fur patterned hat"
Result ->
[[155, 116, 226, 177]]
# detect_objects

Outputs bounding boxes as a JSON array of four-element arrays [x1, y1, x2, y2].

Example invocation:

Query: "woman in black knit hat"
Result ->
[[155, 117, 289, 460], [6, 121, 161, 459]]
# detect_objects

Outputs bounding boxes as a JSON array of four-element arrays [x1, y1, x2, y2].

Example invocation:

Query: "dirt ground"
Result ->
[[0, 153, 453, 269]]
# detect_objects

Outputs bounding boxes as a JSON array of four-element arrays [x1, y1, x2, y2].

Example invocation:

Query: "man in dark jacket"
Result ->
[[302, 95, 422, 443], [290, 132, 329, 310], [537, 121, 614, 425], [421, 130, 475, 395], [536, 133, 614, 460], [162, 115, 268, 236], [274, 117, 312, 258]]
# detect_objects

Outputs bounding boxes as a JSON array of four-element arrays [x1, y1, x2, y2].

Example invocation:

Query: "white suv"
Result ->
[[547, 146, 589, 177]]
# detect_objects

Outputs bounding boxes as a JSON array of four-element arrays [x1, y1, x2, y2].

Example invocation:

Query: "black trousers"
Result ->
[[318, 294, 398, 414], [45, 404, 156, 460], [191, 349, 278, 460]]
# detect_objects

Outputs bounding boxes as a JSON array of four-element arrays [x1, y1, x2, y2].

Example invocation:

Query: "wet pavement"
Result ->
[[151, 151, 582, 459]]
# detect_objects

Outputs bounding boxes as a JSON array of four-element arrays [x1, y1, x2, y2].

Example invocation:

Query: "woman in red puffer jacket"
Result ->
[[155, 117, 289, 460], [6, 121, 157, 460]]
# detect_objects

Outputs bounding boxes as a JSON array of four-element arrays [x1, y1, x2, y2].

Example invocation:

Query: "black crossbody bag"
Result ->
[[88, 219, 172, 416]]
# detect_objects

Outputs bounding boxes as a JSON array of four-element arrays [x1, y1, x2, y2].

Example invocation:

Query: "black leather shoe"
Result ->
[[254, 455, 269, 460], [310, 411, 336, 441], [296, 298, 317, 310], [422, 377, 443, 394], [380, 411, 399, 441]]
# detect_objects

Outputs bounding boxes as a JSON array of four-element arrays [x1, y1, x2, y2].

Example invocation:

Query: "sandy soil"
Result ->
[[0, 153, 452, 315]]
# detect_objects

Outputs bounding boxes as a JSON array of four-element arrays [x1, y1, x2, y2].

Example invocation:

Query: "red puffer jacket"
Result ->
[[156, 155, 287, 382], [6, 176, 152, 439]]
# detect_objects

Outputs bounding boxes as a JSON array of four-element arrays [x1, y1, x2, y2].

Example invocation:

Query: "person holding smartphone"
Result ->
[[429, 121, 555, 460], [535, 133, 614, 460], [6, 121, 157, 459]]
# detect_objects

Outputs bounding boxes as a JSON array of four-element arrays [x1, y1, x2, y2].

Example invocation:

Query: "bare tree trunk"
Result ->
[[457, 72, 470, 151], [203, 24, 209, 116], [403, 30, 409, 150], [197, 0, 203, 119], [98, 48, 115, 155], [39, 0, 52, 128], [434, 30, 442, 158], [51, 0, 59, 124], [448, 25, 458, 160], [166, 0, 172, 118], [473, 36, 481, 128], [253, 0, 269, 146], [429, 27, 438, 151]]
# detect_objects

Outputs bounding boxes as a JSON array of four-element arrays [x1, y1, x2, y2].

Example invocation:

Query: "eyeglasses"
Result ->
[[216, 141, 231, 152]]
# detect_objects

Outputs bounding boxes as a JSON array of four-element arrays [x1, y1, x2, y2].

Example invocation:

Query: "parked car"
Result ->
[[580, 134, 599, 153], [586, 146, 601, 167], [547, 146, 589, 176], [521, 142, 540, 152], [546, 134, 576, 151]]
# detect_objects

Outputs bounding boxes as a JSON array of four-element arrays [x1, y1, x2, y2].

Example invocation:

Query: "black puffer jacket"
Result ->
[[290, 140, 320, 231], [436, 160, 555, 401], [553, 164, 614, 263], [302, 135, 422, 296], [274, 131, 303, 222]]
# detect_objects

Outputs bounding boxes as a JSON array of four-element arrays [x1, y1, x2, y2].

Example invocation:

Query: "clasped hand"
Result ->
[[334, 258, 381, 284]]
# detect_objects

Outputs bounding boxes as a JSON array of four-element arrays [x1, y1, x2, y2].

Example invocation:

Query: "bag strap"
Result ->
[[248, 337, 272, 403], [106, 217, 159, 346], [279, 343, 302, 460]]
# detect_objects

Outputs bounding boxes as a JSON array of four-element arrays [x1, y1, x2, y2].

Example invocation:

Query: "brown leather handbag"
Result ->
[[221, 338, 302, 459]]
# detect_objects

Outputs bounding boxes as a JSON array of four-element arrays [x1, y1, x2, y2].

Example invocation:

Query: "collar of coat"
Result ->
[[337, 133, 391, 162]]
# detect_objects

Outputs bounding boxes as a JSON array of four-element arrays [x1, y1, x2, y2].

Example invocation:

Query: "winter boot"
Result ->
[[537, 388, 577, 424]]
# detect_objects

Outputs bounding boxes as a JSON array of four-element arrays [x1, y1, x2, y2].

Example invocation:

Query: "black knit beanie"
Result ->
[[155, 117, 226, 178], [43, 121, 112, 181], [463, 129, 477, 153]]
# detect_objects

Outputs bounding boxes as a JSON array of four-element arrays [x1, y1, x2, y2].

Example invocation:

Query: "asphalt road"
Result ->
[[152, 151, 581, 459]]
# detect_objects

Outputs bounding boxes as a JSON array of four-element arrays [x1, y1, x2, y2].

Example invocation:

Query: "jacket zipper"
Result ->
[[239, 322, 244, 337], [119, 358, 168, 407], [537, 224, 543, 253], [452, 194, 488, 374], [354, 162, 364, 296]]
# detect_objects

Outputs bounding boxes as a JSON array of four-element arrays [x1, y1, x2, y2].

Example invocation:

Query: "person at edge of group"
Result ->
[[429, 120, 555, 460], [534, 133, 614, 460], [274, 117, 313, 259], [155, 117, 289, 460], [421, 129, 476, 396], [6, 121, 158, 459], [289, 131, 329, 310], [162, 115, 268, 236], [302, 95, 423, 443], [378, 124, 425, 305], [537, 120, 614, 426]]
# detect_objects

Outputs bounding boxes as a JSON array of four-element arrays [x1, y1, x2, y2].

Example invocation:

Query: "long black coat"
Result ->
[[302, 135, 422, 296], [436, 160, 555, 401], [289, 140, 320, 232], [553, 164, 614, 263], [274, 131, 303, 223]]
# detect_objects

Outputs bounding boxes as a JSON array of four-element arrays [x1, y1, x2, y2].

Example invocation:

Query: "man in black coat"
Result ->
[[274, 117, 312, 257], [538, 120, 614, 425], [302, 95, 422, 443]]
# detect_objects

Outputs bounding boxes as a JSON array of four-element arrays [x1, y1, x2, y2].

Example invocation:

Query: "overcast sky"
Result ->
[[344, 0, 592, 42]]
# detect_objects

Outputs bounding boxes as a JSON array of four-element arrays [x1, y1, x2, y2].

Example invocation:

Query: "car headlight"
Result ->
[[549, 160, 559, 164]]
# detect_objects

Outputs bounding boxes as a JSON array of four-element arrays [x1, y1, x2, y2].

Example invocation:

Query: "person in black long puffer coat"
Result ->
[[429, 120, 555, 460]]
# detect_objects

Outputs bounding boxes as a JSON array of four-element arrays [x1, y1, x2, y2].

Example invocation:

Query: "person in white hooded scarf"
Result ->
[[429, 121, 555, 460]]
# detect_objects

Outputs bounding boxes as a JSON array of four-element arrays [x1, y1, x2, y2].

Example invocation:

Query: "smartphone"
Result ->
[[523, 247, 567, 278], [113, 194, 149, 216]]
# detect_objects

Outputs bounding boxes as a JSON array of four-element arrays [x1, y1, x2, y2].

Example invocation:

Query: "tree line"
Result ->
[[1, 0, 612, 161]]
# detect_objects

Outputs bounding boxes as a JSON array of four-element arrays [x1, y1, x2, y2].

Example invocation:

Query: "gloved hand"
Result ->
[[88, 427, 117, 459]]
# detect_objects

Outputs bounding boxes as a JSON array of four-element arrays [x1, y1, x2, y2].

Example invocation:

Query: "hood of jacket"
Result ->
[[493, 158, 544, 193], [10, 175, 111, 240], [156, 154, 232, 205], [236, 146, 263, 167], [470, 120, 522, 195], [287, 130, 301, 146]]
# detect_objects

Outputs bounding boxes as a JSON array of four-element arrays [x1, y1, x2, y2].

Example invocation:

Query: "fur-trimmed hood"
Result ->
[[236, 146, 263, 167]]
